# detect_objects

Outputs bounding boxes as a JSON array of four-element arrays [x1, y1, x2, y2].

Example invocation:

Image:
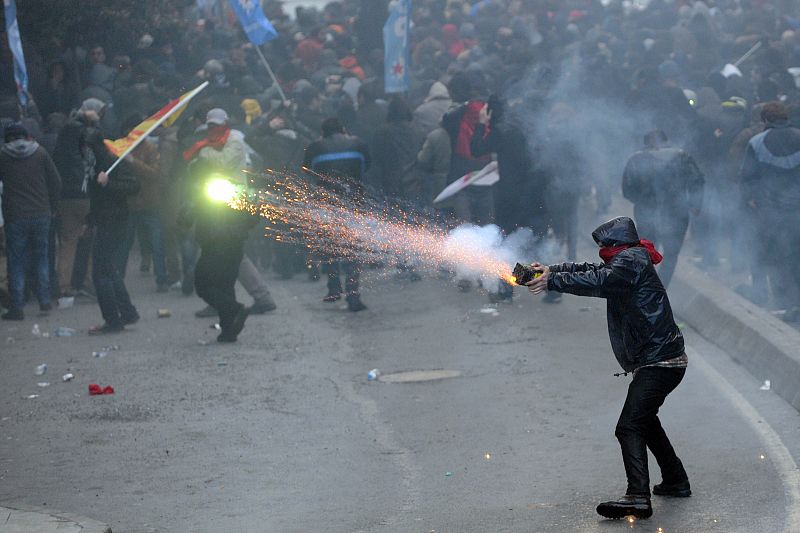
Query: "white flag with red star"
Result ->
[[383, 0, 411, 93]]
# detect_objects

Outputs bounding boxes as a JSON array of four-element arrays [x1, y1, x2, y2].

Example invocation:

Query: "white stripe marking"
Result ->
[[688, 347, 800, 532]]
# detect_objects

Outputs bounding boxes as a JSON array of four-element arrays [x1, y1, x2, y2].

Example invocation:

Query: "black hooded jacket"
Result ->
[[546, 217, 685, 372]]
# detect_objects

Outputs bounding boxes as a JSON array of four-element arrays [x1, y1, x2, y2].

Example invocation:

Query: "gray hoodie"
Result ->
[[0, 140, 62, 222]]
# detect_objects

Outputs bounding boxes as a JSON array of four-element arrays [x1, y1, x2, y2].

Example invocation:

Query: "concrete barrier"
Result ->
[[671, 260, 800, 411]]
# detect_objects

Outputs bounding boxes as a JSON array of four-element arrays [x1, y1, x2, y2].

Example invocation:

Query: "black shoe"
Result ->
[[348, 299, 367, 312], [88, 323, 124, 336], [121, 312, 140, 326], [1, 309, 24, 321], [217, 332, 238, 343], [596, 495, 652, 520], [195, 305, 218, 318], [181, 274, 195, 296], [227, 305, 249, 339], [248, 301, 277, 314], [39, 303, 52, 315], [653, 480, 691, 497], [323, 293, 342, 303]]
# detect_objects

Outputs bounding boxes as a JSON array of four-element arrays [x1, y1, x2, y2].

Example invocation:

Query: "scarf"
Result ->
[[599, 239, 663, 265], [183, 125, 231, 161]]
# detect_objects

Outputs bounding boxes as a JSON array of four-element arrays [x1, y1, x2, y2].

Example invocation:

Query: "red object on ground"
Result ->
[[88, 384, 115, 395]]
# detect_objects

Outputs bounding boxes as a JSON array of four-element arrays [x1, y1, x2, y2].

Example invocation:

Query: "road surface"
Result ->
[[1, 264, 799, 532]]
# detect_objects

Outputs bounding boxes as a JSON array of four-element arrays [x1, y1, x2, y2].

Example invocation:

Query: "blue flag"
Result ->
[[228, 0, 278, 46], [384, 0, 411, 94], [4, 0, 29, 106]]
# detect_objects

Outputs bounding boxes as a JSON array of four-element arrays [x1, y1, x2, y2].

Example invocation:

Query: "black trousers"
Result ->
[[323, 260, 360, 301], [616, 366, 688, 496], [92, 222, 137, 327], [195, 241, 244, 332]]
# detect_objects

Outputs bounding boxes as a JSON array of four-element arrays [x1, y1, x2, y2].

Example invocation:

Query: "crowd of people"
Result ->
[[2, 0, 800, 335]]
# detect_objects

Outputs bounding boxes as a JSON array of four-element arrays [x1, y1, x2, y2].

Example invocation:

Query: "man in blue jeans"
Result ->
[[0, 123, 62, 320], [526, 217, 690, 520]]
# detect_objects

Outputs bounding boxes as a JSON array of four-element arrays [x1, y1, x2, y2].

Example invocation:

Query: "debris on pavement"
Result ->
[[760, 380, 771, 391], [93, 351, 108, 358], [88, 384, 115, 395], [25, 394, 39, 399], [479, 306, 499, 316], [57, 297, 75, 309], [54, 327, 77, 337], [367, 369, 380, 381], [62, 373, 75, 382], [578, 307, 593, 312], [31, 324, 41, 337], [34, 364, 47, 376], [444, 471, 453, 477], [157, 308, 172, 318], [37, 382, 50, 387]]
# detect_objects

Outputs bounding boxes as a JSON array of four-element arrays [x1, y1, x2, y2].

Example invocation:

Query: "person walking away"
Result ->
[[86, 136, 141, 335], [740, 102, 800, 321], [0, 123, 62, 320], [526, 216, 691, 520], [622, 130, 704, 287], [303, 118, 370, 312]]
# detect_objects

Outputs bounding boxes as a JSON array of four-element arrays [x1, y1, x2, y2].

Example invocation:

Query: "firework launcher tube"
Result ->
[[512, 263, 544, 285]]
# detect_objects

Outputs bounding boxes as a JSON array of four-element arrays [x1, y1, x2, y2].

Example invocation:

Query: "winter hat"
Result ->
[[3, 122, 29, 142], [206, 108, 229, 126], [79, 98, 106, 114], [240, 99, 262, 125]]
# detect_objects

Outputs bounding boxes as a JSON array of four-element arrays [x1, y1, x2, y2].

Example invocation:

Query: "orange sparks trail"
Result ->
[[233, 170, 517, 284]]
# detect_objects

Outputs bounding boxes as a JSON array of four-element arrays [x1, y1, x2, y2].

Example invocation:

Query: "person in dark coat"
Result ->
[[303, 118, 371, 312], [622, 130, 704, 287], [86, 141, 141, 335], [526, 216, 690, 520], [371, 97, 424, 202], [740, 102, 800, 320], [0, 123, 62, 320]]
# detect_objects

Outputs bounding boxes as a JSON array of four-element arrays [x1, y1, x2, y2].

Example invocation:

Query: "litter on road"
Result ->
[[88, 384, 115, 395]]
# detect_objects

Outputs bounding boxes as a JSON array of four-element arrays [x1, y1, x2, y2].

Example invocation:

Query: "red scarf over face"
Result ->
[[183, 125, 231, 161], [599, 239, 663, 265]]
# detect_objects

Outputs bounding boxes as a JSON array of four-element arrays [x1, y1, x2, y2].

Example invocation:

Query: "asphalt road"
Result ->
[[1, 263, 799, 533]]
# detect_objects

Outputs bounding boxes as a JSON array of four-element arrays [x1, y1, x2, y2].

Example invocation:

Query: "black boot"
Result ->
[[653, 479, 691, 497], [596, 495, 652, 520]]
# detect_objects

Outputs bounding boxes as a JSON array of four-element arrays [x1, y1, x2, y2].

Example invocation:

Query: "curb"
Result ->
[[670, 260, 800, 412], [0, 505, 112, 533]]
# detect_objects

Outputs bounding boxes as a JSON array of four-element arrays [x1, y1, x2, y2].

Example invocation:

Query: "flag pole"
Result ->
[[106, 81, 209, 175], [254, 44, 288, 104]]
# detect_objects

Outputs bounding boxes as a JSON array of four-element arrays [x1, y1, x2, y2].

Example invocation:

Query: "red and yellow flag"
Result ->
[[104, 82, 208, 158]]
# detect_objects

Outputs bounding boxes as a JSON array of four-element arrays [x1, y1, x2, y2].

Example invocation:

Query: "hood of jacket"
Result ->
[[592, 216, 640, 247], [1, 139, 40, 159], [425, 81, 451, 102]]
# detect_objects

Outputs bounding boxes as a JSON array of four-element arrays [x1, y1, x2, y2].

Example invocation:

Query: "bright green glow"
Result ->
[[206, 175, 238, 203]]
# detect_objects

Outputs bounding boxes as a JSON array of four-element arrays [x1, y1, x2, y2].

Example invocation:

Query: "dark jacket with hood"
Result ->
[[547, 217, 685, 372], [0, 140, 62, 221]]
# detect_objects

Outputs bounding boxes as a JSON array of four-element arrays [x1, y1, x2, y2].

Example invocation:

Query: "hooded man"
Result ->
[[413, 81, 452, 136], [526, 216, 690, 520], [0, 123, 62, 320]]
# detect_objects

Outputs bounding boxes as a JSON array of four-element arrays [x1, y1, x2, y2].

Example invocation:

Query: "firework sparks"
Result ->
[[234, 170, 519, 285]]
